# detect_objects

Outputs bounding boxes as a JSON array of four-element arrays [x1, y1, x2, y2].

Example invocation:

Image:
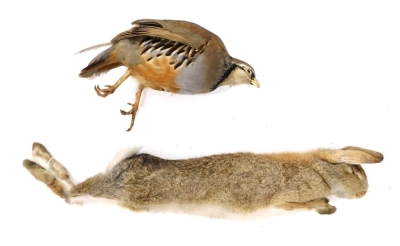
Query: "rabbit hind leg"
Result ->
[[23, 159, 69, 199], [31, 142, 74, 188]]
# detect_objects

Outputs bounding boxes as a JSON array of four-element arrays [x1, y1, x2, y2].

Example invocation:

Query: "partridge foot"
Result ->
[[94, 84, 117, 98], [120, 103, 138, 132]]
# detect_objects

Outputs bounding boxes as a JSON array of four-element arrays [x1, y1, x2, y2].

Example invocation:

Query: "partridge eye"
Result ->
[[249, 71, 255, 79]]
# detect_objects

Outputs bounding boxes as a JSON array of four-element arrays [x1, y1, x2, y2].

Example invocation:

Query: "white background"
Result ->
[[1, 1, 399, 245]]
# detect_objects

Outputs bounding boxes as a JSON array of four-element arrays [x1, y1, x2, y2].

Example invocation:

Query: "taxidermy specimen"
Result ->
[[78, 19, 260, 131], [23, 143, 383, 216]]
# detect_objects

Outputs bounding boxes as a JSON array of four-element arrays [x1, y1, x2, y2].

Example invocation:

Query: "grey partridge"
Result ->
[[79, 19, 260, 131]]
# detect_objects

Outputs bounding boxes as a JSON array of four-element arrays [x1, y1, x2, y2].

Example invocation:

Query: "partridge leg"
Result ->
[[120, 84, 145, 131], [95, 69, 131, 98]]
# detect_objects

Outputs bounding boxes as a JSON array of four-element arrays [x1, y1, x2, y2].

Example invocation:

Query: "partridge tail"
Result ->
[[79, 45, 122, 78], [76, 42, 111, 54]]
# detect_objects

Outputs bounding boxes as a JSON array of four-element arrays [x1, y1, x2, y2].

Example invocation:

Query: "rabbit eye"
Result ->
[[351, 165, 365, 180], [345, 166, 354, 174]]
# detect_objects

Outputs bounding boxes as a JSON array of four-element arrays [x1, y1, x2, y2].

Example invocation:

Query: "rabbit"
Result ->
[[23, 142, 383, 216]]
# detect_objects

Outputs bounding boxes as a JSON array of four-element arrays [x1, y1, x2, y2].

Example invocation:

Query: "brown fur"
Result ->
[[23, 143, 383, 216]]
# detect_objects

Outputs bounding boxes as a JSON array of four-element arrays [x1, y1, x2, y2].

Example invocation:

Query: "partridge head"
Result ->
[[78, 19, 260, 131]]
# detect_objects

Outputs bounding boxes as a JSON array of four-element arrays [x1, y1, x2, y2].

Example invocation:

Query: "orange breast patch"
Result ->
[[131, 56, 180, 93]]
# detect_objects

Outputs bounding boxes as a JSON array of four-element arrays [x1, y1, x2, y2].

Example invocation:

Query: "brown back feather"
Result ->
[[111, 19, 209, 50]]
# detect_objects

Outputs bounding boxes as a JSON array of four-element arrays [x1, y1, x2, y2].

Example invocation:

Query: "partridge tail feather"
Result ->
[[79, 45, 122, 78], [76, 42, 112, 54]]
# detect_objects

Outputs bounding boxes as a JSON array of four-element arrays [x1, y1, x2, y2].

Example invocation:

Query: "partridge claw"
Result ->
[[120, 103, 135, 115], [94, 85, 116, 98], [120, 103, 138, 132]]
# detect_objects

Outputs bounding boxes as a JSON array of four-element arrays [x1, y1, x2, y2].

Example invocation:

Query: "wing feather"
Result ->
[[111, 19, 208, 50]]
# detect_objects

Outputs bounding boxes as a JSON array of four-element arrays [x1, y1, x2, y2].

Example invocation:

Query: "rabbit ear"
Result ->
[[318, 147, 383, 165], [339, 147, 384, 164]]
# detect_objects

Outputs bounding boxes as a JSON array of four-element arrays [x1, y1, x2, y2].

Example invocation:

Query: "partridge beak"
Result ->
[[250, 78, 260, 88]]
